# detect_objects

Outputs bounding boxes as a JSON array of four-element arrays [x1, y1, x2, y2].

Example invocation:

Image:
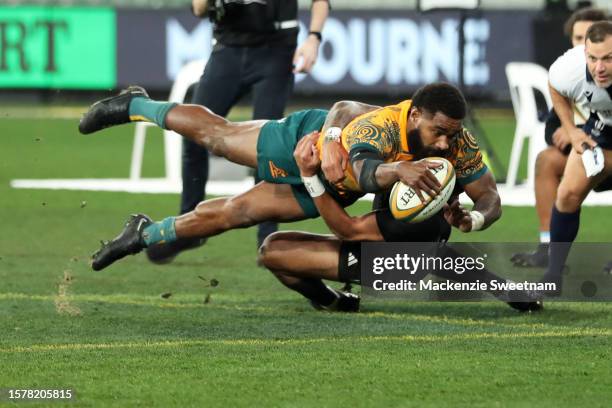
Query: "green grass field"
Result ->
[[1, 111, 611, 407]]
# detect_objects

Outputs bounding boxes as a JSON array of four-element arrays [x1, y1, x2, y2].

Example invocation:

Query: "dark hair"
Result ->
[[586, 21, 612, 43], [563, 7, 609, 38], [411, 83, 466, 120]]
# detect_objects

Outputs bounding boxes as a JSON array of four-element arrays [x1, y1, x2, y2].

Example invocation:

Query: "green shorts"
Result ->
[[257, 109, 328, 218]]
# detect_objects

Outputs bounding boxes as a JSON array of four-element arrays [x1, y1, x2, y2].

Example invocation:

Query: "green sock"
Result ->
[[128, 97, 177, 129], [142, 217, 177, 246]]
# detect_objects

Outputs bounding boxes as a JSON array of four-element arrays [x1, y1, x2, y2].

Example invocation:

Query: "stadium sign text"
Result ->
[[164, 15, 490, 92], [0, 7, 116, 89], [114, 9, 534, 95]]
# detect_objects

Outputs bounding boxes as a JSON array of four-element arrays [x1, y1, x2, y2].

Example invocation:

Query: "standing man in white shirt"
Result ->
[[510, 8, 609, 268], [543, 21, 612, 292]]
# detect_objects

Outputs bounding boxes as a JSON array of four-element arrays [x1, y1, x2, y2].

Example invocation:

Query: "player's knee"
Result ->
[[535, 148, 558, 176], [258, 232, 286, 270], [556, 185, 583, 212]]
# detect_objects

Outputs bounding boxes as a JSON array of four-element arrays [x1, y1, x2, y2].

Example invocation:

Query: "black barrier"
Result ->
[[361, 243, 612, 301]]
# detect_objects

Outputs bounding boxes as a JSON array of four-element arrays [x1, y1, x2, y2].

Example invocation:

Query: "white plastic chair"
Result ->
[[505, 62, 552, 188], [129, 59, 207, 182]]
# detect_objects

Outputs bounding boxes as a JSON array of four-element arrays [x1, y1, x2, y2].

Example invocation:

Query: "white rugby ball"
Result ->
[[389, 157, 456, 223]]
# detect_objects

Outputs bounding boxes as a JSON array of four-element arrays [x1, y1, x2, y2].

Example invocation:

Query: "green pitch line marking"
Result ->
[[1, 329, 611, 354]]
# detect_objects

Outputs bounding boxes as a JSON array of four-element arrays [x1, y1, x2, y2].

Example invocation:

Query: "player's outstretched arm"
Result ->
[[549, 83, 595, 153], [446, 170, 501, 233], [294, 132, 383, 241], [351, 157, 441, 202], [320, 101, 380, 184], [311, 190, 382, 242]]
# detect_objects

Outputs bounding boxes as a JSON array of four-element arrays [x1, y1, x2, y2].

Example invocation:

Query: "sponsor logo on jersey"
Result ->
[[268, 161, 288, 178]]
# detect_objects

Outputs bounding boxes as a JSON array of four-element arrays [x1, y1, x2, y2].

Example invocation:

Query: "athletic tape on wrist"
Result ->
[[470, 211, 485, 232], [302, 175, 326, 198], [324, 127, 342, 143]]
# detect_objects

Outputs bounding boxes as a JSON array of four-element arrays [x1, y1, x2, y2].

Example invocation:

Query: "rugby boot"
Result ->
[[91, 214, 152, 271], [510, 243, 549, 268], [604, 260, 612, 275], [79, 86, 149, 134], [310, 289, 360, 312], [146, 237, 207, 265], [505, 289, 544, 312]]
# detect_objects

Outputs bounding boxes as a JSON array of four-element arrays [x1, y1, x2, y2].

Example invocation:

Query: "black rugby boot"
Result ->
[[79, 86, 149, 134], [510, 243, 549, 268], [310, 289, 360, 312], [91, 214, 152, 271], [506, 290, 544, 312]]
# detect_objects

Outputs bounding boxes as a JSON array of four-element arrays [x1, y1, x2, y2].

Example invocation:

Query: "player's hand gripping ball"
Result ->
[[389, 157, 456, 223]]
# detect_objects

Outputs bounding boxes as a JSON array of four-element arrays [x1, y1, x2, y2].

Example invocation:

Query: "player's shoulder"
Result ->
[[380, 100, 411, 117], [346, 100, 406, 131], [454, 127, 479, 150], [549, 45, 586, 90]]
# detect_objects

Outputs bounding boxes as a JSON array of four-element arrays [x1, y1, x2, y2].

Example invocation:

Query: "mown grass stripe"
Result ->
[[0, 292, 552, 331], [2, 329, 610, 354]]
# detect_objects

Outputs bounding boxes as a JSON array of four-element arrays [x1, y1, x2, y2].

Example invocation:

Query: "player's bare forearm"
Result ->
[[373, 163, 400, 189], [549, 83, 576, 132], [308, 0, 330, 33], [294, 130, 382, 241], [313, 194, 383, 241], [464, 172, 501, 230], [549, 83, 595, 151], [350, 160, 398, 192], [192, 0, 207, 17], [322, 101, 379, 134], [320, 101, 380, 183], [472, 191, 501, 229], [352, 160, 441, 199]]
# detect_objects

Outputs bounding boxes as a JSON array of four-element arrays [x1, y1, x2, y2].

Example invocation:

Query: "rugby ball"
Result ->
[[389, 157, 456, 223]]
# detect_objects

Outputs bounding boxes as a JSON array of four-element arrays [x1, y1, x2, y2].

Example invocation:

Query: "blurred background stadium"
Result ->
[[2, 0, 611, 189]]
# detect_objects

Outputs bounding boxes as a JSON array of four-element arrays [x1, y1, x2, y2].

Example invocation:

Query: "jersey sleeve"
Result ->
[[548, 46, 584, 100], [451, 129, 488, 185], [343, 111, 395, 161]]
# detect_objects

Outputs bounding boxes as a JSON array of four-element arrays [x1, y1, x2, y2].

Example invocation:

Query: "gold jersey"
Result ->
[[318, 100, 487, 193]]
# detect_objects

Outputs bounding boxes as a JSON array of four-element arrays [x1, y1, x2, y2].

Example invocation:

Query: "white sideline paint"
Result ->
[[9, 59, 612, 206], [11, 58, 210, 195], [10, 176, 612, 206]]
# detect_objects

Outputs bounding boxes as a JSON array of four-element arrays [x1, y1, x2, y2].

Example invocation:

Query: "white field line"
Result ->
[[1, 329, 611, 354]]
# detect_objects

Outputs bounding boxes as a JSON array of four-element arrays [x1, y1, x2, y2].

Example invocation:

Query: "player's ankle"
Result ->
[[142, 217, 177, 247]]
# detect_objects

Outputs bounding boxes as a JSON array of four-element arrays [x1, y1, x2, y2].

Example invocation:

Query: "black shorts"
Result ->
[[544, 110, 612, 192]]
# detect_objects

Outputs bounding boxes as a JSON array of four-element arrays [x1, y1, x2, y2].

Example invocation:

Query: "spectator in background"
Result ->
[[510, 7, 611, 269], [146, 0, 330, 264]]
